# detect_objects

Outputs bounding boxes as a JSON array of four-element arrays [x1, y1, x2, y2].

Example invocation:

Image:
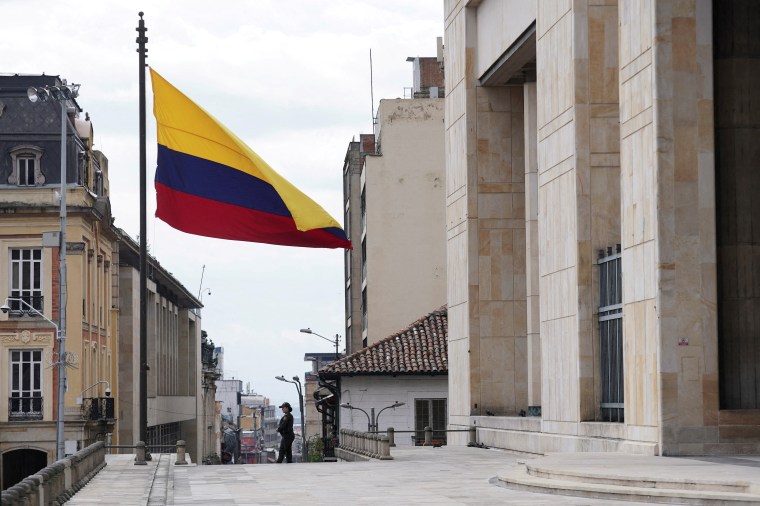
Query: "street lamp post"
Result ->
[[339, 403, 372, 432], [299, 328, 340, 361], [275, 375, 306, 462], [374, 402, 405, 432], [27, 82, 78, 461], [340, 401, 405, 432]]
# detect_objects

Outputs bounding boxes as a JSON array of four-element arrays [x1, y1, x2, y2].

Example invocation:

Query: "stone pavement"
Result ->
[[66, 446, 760, 505]]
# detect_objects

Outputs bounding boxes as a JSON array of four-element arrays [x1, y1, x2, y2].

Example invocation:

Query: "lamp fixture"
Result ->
[[27, 84, 79, 104]]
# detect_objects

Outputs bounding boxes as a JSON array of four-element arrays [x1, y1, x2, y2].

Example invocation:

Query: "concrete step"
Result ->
[[525, 461, 753, 494], [498, 464, 760, 505]]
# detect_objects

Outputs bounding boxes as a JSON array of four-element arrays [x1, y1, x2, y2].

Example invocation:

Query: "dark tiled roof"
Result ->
[[320, 306, 447, 376]]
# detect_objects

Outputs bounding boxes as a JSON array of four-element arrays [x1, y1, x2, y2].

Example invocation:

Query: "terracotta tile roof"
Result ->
[[320, 306, 447, 376]]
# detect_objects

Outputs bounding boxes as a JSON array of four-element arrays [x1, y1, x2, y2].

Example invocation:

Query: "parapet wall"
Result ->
[[1, 441, 106, 506]]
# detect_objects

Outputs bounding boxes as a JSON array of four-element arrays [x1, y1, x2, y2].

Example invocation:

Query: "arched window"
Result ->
[[8, 145, 45, 186]]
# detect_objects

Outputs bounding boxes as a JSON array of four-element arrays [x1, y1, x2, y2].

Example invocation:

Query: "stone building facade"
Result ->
[[117, 233, 203, 461], [0, 75, 119, 489], [444, 0, 760, 455]]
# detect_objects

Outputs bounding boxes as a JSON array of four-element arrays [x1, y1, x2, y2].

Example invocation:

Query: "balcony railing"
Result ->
[[81, 397, 115, 421], [8, 396, 43, 420], [7, 294, 44, 314]]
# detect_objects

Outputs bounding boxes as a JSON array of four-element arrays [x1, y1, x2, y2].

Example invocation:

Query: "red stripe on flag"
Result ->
[[156, 182, 352, 249]]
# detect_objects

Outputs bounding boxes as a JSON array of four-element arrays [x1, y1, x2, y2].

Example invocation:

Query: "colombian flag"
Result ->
[[151, 69, 352, 249]]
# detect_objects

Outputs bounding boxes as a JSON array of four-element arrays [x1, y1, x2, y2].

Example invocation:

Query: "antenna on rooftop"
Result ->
[[198, 264, 205, 299], [370, 48, 375, 133]]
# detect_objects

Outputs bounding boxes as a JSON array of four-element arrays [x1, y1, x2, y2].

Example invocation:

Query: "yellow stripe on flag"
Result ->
[[151, 68, 342, 232]]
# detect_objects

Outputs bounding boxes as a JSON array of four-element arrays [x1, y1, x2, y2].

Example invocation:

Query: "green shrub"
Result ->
[[307, 435, 325, 462]]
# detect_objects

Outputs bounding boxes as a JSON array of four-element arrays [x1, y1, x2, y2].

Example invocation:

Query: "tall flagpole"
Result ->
[[136, 12, 149, 453]]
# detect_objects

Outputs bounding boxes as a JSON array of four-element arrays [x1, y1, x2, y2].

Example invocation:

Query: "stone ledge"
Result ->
[[476, 425, 658, 455], [498, 463, 760, 505], [335, 448, 370, 462]]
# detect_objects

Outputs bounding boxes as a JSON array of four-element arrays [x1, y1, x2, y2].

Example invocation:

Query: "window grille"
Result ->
[[598, 244, 623, 422], [414, 398, 447, 445], [147, 421, 182, 451], [9, 350, 43, 420]]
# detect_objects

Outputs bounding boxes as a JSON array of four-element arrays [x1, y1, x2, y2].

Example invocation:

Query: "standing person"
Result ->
[[276, 402, 295, 463]]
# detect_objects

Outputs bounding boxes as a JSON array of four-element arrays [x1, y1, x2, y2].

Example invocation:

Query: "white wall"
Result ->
[[474, 0, 537, 78], [339, 375, 448, 446], [364, 98, 447, 343], [215, 379, 242, 423]]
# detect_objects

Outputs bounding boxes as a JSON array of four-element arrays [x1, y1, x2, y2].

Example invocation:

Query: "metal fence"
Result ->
[[598, 244, 624, 422], [81, 397, 115, 420], [8, 396, 43, 420]]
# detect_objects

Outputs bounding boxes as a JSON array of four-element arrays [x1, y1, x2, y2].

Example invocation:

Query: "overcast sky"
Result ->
[[2, 0, 443, 418]]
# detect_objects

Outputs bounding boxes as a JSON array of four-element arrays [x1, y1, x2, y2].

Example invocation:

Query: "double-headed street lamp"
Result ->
[[27, 82, 79, 462], [375, 401, 405, 431], [2, 297, 67, 460], [340, 401, 405, 432], [339, 402, 371, 432], [275, 375, 306, 462], [299, 328, 340, 361]]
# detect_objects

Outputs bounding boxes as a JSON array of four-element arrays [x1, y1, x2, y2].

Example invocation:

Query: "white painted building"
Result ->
[[339, 376, 448, 446], [215, 379, 242, 425], [321, 307, 448, 447]]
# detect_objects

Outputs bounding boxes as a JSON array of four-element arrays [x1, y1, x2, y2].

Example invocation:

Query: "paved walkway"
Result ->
[[66, 446, 760, 505]]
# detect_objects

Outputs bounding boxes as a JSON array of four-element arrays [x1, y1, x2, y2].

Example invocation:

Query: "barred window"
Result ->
[[9, 349, 43, 420], [414, 398, 447, 445]]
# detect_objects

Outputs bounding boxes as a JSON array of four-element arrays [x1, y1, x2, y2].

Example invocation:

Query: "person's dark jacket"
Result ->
[[277, 412, 294, 436]]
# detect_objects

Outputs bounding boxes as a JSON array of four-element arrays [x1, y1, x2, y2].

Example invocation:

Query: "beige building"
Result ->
[[444, 0, 760, 456], [344, 57, 447, 352], [117, 234, 203, 461], [0, 75, 119, 489]]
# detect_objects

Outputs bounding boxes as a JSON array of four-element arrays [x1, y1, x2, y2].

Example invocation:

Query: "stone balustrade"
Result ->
[[336, 429, 392, 461], [0, 441, 106, 506]]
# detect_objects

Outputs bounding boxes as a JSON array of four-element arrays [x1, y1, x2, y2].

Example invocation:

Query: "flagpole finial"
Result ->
[[139, 11, 144, 18]]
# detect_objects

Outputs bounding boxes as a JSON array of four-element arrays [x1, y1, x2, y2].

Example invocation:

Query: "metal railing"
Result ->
[[337, 426, 477, 461], [598, 244, 624, 422], [105, 440, 188, 465], [7, 294, 44, 314], [8, 396, 43, 420], [81, 397, 115, 420]]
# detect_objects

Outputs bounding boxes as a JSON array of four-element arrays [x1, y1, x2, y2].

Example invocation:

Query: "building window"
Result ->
[[361, 287, 368, 334], [18, 156, 36, 186], [9, 248, 43, 312], [414, 398, 447, 446], [8, 146, 45, 186], [361, 239, 367, 284], [9, 350, 43, 420], [598, 245, 623, 422]]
